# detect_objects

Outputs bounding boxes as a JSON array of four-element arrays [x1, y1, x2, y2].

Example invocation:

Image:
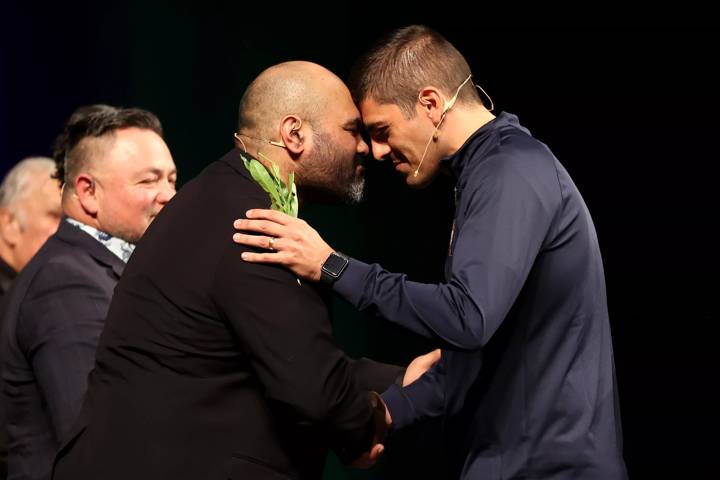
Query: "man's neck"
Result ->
[[0, 244, 19, 273], [239, 143, 295, 185], [259, 155, 293, 184], [61, 198, 102, 231], [442, 105, 496, 157]]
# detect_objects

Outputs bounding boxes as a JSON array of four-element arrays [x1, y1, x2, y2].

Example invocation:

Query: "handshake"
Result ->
[[351, 349, 442, 469]]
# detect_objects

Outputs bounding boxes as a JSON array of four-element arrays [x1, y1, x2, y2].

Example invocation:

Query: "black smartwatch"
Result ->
[[320, 251, 349, 285]]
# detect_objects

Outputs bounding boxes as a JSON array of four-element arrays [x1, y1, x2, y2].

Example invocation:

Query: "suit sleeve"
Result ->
[[17, 260, 109, 445], [333, 154, 560, 350], [348, 357, 404, 392], [210, 242, 381, 462]]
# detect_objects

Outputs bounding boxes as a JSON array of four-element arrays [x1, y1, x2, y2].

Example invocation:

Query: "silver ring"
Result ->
[[268, 237, 276, 251]]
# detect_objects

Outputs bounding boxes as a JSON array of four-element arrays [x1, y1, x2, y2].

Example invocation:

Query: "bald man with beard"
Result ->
[[52, 62, 432, 480]]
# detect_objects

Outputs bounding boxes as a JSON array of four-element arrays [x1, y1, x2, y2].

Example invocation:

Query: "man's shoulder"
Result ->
[[121, 152, 271, 282], [481, 127, 555, 168], [15, 239, 106, 299], [172, 152, 268, 209], [464, 126, 561, 187], [457, 137, 564, 221], [2, 241, 108, 348]]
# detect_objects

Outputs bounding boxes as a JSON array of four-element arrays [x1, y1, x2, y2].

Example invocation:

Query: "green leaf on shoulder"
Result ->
[[240, 153, 298, 217]]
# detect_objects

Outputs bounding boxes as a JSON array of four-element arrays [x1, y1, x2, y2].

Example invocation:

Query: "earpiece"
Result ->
[[234, 132, 286, 151], [234, 132, 248, 152]]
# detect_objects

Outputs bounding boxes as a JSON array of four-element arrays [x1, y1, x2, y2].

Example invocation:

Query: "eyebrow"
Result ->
[[139, 167, 177, 177], [364, 121, 387, 134], [342, 118, 363, 130]]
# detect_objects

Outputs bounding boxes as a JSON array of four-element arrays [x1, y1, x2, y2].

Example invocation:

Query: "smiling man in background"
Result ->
[[1, 104, 176, 480]]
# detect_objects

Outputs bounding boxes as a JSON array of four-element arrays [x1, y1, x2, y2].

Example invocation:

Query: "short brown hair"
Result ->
[[52, 104, 163, 188], [349, 25, 482, 118]]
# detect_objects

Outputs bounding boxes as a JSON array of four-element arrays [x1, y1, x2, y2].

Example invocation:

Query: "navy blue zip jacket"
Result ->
[[336, 112, 627, 479]]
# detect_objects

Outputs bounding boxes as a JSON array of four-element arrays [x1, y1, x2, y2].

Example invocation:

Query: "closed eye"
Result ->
[[371, 126, 389, 141], [343, 118, 364, 136]]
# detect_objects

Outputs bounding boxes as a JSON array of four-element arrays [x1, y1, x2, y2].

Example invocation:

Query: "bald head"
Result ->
[[236, 61, 369, 204], [238, 61, 349, 139]]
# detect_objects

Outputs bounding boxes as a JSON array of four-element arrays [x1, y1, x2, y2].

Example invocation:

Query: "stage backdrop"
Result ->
[[2, 3, 718, 478]]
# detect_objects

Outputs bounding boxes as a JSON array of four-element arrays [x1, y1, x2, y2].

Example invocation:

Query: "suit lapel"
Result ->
[[55, 219, 126, 278]]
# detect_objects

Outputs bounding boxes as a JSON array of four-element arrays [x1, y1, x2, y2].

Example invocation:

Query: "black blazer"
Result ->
[[0, 219, 125, 480], [53, 150, 401, 480], [0, 256, 17, 480]]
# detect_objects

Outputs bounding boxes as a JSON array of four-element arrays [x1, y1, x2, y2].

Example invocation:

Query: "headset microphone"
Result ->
[[413, 74, 472, 178]]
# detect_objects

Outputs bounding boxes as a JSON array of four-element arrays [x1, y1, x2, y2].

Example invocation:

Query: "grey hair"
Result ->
[[0, 157, 56, 210]]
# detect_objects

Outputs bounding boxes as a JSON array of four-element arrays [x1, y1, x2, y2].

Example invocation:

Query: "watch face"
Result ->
[[322, 252, 348, 277]]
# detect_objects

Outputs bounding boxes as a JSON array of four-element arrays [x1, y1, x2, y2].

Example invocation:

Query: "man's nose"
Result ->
[[157, 181, 176, 204], [371, 140, 390, 161], [357, 137, 369, 156]]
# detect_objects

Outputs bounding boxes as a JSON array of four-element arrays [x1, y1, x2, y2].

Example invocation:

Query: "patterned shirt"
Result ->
[[65, 217, 135, 263]]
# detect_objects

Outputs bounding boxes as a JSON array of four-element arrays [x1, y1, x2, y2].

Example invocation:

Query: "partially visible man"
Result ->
[[0, 158, 61, 297], [0, 158, 61, 480], [53, 62, 430, 480], [233, 26, 627, 479], [0, 104, 176, 480]]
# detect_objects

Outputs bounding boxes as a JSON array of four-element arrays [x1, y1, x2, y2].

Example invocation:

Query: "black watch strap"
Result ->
[[320, 251, 349, 285]]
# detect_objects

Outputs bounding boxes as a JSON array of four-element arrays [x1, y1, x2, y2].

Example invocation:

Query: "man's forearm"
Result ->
[[349, 357, 405, 392]]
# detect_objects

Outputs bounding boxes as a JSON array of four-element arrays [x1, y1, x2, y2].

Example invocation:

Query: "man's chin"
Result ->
[[403, 170, 433, 190], [146, 212, 163, 225], [346, 178, 365, 204], [297, 179, 364, 206]]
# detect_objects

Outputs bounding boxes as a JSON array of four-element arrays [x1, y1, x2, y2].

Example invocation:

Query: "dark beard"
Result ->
[[297, 179, 364, 205], [296, 129, 364, 205]]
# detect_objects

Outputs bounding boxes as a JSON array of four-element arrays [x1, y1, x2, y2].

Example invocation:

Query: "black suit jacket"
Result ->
[[0, 258, 16, 299], [53, 150, 401, 480], [0, 256, 17, 480], [0, 220, 124, 480]]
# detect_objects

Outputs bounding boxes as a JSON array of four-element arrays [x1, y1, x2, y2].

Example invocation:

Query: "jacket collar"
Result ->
[[220, 148, 257, 181], [0, 256, 17, 295], [441, 111, 528, 190], [55, 218, 126, 278]]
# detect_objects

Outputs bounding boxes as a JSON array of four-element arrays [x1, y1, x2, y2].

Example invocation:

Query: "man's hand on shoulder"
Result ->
[[233, 209, 333, 282]]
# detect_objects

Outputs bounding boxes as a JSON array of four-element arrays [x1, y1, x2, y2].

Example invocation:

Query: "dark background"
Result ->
[[1, 2, 717, 478]]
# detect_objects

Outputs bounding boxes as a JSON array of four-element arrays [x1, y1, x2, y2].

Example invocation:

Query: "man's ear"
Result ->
[[0, 208, 21, 246], [417, 86, 445, 122], [278, 115, 306, 155], [74, 173, 99, 216]]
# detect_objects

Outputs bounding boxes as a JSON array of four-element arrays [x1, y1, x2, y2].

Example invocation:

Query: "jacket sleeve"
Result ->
[[348, 357, 404, 393], [333, 153, 560, 350], [17, 260, 109, 445], [381, 356, 446, 430], [210, 242, 383, 462]]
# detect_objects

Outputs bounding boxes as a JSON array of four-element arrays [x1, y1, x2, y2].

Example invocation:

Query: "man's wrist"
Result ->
[[394, 369, 406, 387], [368, 391, 391, 443]]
